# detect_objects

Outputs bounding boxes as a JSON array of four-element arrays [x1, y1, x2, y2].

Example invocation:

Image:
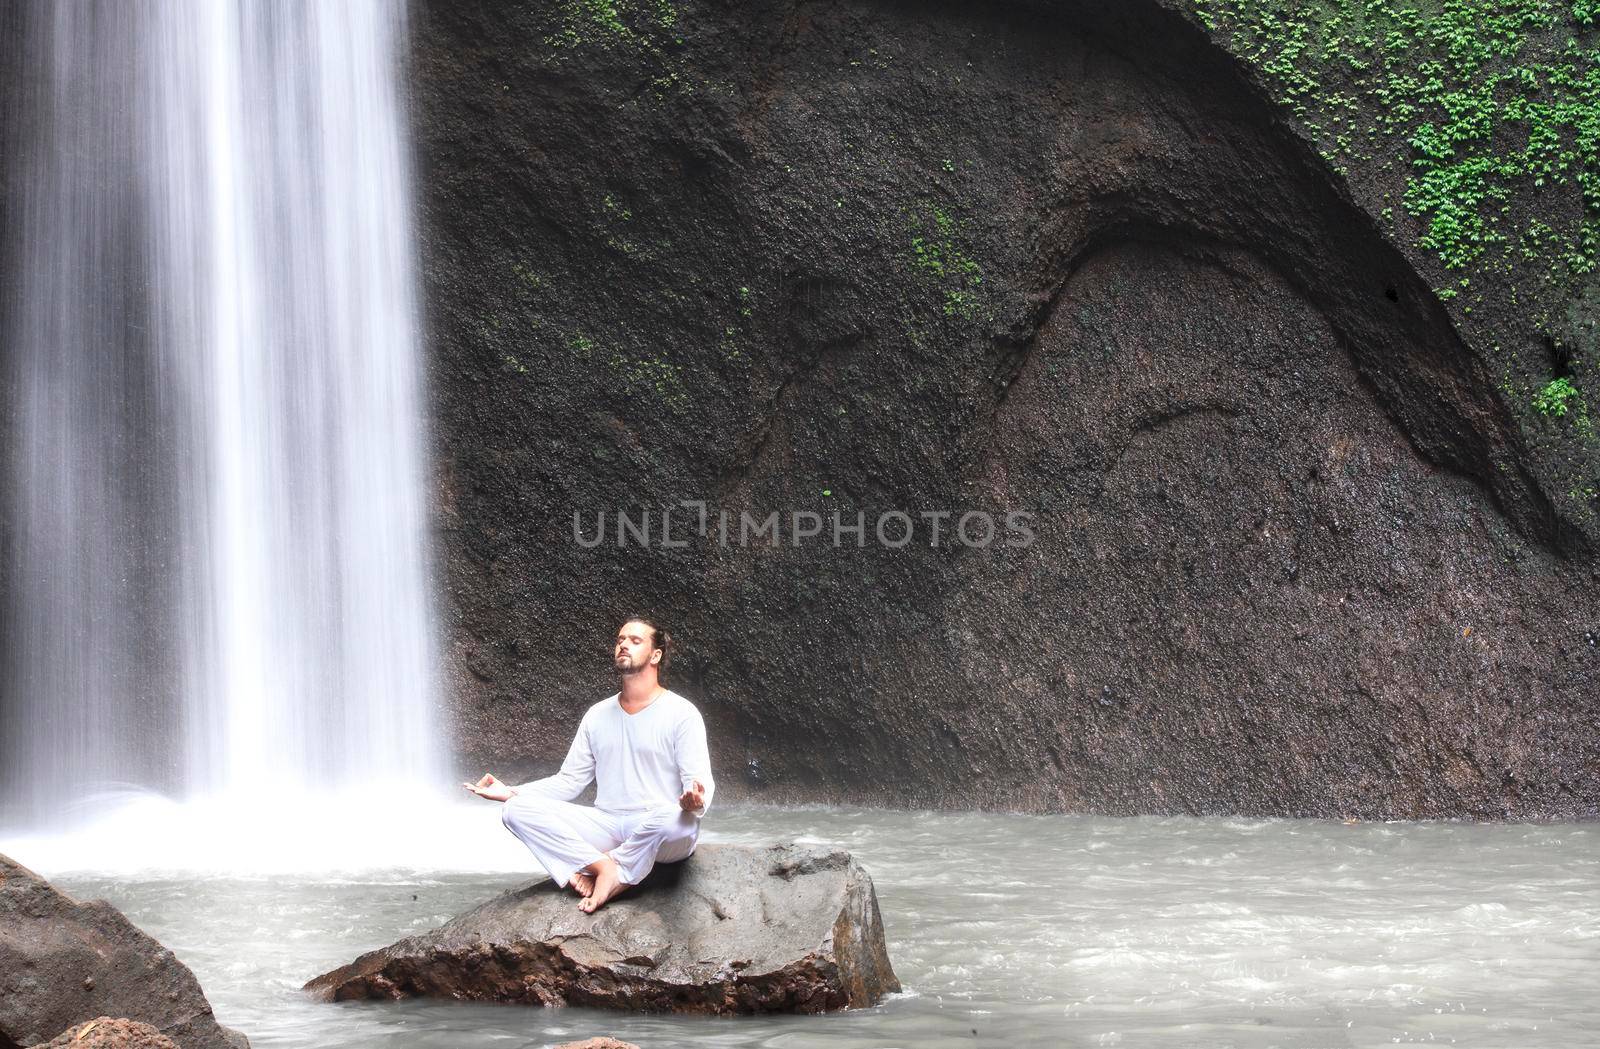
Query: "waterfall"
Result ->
[[1, 0, 438, 826]]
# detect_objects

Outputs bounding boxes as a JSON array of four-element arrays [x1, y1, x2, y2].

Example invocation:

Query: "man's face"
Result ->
[[614, 621, 657, 675]]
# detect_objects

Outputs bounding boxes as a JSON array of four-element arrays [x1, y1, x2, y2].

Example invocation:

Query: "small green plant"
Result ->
[[905, 202, 986, 322], [608, 350, 689, 410], [1533, 375, 1581, 415], [511, 262, 545, 290]]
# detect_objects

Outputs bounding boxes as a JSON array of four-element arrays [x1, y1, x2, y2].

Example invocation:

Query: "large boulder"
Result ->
[[0, 854, 248, 1049], [305, 843, 899, 1014]]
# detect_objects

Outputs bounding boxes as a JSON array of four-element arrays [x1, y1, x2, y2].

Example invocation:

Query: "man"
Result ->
[[464, 617, 713, 913]]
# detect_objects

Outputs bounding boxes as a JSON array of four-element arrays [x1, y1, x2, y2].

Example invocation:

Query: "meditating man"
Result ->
[[464, 616, 713, 913]]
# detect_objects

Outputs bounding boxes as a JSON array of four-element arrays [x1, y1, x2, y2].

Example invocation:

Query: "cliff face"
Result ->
[[1185, 0, 1600, 553], [412, 0, 1599, 818]]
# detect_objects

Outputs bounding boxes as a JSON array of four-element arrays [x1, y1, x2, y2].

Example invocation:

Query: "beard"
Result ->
[[614, 652, 643, 675]]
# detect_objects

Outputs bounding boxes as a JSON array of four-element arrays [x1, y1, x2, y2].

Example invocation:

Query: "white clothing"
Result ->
[[514, 690, 715, 816], [501, 795, 698, 888], [504, 689, 714, 887]]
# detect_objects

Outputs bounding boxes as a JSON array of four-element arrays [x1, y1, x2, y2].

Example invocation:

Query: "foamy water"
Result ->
[[9, 804, 1597, 1048]]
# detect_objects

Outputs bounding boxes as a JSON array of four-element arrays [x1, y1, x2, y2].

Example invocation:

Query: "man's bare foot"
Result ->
[[569, 869, 596, 897], [577, 855, 628, 913]]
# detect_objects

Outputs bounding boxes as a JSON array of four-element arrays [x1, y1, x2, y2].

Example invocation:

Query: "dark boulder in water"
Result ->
[[304, 842, 899, 1014], [0, 854, 249, 1049]]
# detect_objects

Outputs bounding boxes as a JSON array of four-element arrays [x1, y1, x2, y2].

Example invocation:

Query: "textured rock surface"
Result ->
[[0, 855, 248, 1049], [412, 0, 1600, 819], [28, 1018, 180, 1049], [304, 843, 899, 1013], [1181, 1, 1600, 552]]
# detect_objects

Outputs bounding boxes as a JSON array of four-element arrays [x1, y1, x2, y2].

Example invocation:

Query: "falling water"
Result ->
[[0, 0, 437, 824]]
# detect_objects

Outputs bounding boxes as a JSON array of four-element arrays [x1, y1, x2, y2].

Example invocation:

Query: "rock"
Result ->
[[305, 843, 899, 1014], [27, 1017, 179, 1049], [551, 1040, 640, 1049], [0, 854, 249, 1049], [410, 0, 1600, 823]]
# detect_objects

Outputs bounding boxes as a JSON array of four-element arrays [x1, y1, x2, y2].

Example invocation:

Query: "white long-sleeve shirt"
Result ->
[[515, 690, 715, 816]]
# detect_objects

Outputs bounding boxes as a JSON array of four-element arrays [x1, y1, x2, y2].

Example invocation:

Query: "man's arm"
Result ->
[[513, 712, 597, 801], [673, 705, 715, 817]]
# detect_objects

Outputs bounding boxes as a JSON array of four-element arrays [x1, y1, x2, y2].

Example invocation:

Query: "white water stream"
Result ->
[[1, 0, 436, 821]]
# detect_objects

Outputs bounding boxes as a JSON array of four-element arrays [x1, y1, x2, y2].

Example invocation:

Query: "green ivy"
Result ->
[[1192, 0, 1600, 280]]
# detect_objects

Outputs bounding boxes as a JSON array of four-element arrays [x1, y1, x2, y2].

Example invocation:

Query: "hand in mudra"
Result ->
[[678, 779, 706, 812], [463, 773, 515, 802]]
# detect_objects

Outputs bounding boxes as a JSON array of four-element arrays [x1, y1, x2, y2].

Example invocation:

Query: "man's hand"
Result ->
[[463, 773, 515, 802], [678, 779, 706, 813]]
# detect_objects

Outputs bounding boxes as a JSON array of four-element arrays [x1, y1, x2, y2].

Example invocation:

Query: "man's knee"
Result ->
[[654, 812, 699, 865], [501, 793, 555, 831], [633, 806, 698, 851], [665, 811, 699, 846]]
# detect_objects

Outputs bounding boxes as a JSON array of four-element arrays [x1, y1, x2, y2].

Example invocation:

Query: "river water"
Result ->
[[12, 804, 1593, 1049]]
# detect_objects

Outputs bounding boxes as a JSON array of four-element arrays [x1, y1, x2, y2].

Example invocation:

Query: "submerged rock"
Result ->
[[304, 843, 899, 1014], [0, 854, 248, 1049], [28, 1017, 179, 1049]]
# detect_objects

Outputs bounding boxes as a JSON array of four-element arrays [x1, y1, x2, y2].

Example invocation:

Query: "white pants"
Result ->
[[500, 794, 699, 889]]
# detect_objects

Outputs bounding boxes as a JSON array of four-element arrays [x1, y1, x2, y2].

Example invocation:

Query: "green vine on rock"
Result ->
[[1192, 0, 1600, 282]]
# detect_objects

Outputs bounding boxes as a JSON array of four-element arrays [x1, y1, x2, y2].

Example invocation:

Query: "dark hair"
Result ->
[[619, 615, 671, 679]]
